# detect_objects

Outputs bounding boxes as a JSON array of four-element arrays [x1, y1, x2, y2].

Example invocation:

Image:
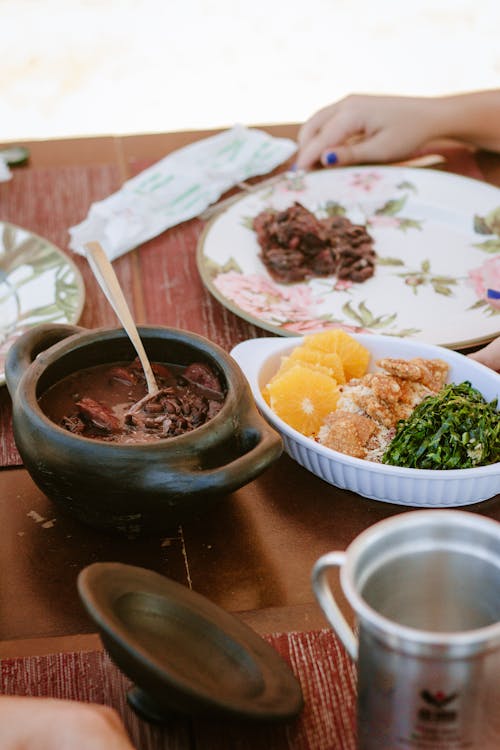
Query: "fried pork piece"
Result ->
[[318, 412, 379, 458], [376, 357, 449, 392], [317, 357, 450, 460], [340, 372, 435, 428]]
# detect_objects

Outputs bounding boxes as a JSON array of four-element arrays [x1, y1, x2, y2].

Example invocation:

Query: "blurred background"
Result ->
[[1, 0, 499, 142]]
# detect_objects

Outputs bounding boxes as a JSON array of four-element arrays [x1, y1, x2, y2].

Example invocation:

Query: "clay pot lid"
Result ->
[[77, 562, 303, 723]]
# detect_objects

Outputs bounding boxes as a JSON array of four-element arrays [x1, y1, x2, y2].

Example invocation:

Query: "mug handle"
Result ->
[[311, 552, 358, 660]]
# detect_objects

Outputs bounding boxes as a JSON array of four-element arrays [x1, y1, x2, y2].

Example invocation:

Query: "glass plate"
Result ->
[[0, 221, 85, 386], [197, 167, 500, 349]]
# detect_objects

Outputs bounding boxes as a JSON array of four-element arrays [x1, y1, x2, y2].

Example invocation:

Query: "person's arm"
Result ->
[[296, 91, 500, 169], [468, 336, 500, 373], [0, 696, 136, 750], [438, 90, 500, 152]]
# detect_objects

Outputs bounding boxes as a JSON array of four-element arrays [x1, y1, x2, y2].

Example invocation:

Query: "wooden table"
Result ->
[[1, 126, 499, 661]]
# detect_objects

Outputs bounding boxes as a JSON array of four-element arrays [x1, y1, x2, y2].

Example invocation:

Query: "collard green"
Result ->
[[382, 382, 500, 470]]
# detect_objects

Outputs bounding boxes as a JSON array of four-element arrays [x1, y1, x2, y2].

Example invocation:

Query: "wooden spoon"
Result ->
[[85, 241, 159, 397]]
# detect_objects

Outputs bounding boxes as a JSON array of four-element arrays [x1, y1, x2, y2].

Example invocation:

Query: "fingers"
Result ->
[[297, 103, 338, 147], [92, 704, 135, 743], [296, 109, 365, 169], [468, 337, 500, 372], [296, 94, 432, 169], [55, 703, 137, 750], [0, 696, 137, 750], [319, 129, 396, 168]]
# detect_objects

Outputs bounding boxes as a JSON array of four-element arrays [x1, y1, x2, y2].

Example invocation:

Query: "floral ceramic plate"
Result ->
[[0, 222, 85, 386], [197, 167, 500, 348]]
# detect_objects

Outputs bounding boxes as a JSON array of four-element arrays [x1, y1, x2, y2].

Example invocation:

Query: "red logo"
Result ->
[[420, 690, 457, 709]]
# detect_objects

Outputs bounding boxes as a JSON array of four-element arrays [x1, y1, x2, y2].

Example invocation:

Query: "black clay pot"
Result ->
[[5, 324, 282, 534]]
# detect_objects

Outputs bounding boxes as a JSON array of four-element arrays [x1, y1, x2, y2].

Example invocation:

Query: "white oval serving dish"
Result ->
[[231, 334, 500, 507]]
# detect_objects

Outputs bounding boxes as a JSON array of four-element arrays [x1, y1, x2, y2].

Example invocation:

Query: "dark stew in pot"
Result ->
[[39, 358, 225, 444]]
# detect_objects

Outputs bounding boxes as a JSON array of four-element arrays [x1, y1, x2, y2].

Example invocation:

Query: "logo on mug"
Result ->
[[418, 690, 458, 722]]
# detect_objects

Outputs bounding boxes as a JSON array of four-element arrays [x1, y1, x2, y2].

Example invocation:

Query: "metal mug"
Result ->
[[311, 510, 500, 750]]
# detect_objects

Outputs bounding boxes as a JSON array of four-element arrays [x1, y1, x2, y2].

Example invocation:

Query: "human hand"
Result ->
[[296, 94, 440, 169], [0, 696, 136, 750], [468, 336, 500, 373]]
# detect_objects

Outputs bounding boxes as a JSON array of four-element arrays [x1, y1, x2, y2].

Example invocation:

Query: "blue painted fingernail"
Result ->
[[325, 151, 338, 165], [487, 288, 500, 300], [289, 162, 298, 172]]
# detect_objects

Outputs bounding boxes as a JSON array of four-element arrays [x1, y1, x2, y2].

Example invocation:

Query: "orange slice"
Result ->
[[267, 363, 339, 437], [287, 345, 346, 384], [303, 329, 370, 381], [262, 355, 339, 404], [275, 357, 340, 381], [262, 384, 271, 405]]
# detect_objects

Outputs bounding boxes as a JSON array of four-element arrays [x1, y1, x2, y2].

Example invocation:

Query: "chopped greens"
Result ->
[[382, 382, 500, 470]]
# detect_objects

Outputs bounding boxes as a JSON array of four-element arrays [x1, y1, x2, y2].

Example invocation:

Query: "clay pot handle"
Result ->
[[5, 323, 84, 397], [172, 409, 282, 494]]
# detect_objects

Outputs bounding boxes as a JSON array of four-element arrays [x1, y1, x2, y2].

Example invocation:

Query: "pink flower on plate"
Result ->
[[333, 279, 354, 292], [213, 271, 318, 324], [283, 320, 368, 334], [282, 319, 329, 333], [367, 215, 401, 229], [280, 173, 307, 194], [467, 256, 500, 310], [349, 171, 382, 193]]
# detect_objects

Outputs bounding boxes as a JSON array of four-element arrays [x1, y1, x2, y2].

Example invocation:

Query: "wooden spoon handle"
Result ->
[[85, 241, 159, 396]]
